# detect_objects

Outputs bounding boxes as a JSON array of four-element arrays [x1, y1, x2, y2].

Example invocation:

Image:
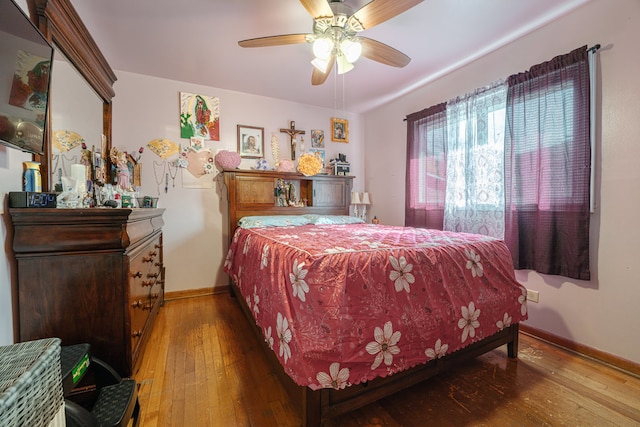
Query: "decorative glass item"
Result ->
[[297, 153, 323, 176]]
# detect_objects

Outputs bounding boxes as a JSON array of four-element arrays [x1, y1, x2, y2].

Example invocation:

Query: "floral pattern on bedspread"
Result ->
[[224, 224, 527, 390]]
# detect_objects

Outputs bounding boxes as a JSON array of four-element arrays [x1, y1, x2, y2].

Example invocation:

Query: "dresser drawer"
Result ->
[[128, 235, 162, 354]]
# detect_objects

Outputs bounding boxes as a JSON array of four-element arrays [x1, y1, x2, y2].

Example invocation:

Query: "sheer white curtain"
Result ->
[[444, 80, 507, 238]]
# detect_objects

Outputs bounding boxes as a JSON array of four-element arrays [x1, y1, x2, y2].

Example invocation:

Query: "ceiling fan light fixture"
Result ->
[[311, 57, 331, 73], [336, 54, 354, 75], [340, 38, 362, 63], [238, 0, 422, 85], [312, 37, 334, 60]]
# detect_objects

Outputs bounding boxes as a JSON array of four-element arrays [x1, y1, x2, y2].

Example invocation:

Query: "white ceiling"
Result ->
[[71, 0, 590, 113]]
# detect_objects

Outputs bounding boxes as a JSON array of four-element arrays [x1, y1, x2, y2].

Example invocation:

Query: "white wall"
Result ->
[[111, 71, 364, 293], [364, 0, 640, 364]]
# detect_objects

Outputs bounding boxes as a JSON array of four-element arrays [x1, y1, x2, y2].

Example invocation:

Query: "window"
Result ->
[[444, 81, 507, 238], [406, 46, 591, 280]]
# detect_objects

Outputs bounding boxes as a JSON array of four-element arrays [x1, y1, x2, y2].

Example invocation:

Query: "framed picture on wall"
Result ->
[[331, 117, 348, 143], [311, 129, 325, 148], [309, 149, 325, 166], [237, 125, 264, 158]]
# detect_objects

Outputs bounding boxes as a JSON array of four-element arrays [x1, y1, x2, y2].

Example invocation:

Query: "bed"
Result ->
[[222, 170, 527, 426]]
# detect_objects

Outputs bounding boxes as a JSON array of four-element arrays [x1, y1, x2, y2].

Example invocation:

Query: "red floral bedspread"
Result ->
[[224, 223, 527, 391]]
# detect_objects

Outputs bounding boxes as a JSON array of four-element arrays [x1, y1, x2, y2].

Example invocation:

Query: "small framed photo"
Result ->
[[93, 151, 105, 184], [237, 125, 264, 158], [309, 149, 325, 166], [311, 129, 325, 148], [331, 117, 348, 143]]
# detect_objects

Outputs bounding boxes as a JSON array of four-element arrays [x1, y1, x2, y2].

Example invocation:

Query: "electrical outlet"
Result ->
[[526, 289, 540, 303]]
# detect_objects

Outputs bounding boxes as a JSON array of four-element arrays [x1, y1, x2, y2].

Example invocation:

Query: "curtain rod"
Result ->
[[403, 43, 602, 122]]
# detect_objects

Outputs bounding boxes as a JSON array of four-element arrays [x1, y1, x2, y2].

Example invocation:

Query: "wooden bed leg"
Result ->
[[302, 388, 322, 427], [507, 324, 520, 358]]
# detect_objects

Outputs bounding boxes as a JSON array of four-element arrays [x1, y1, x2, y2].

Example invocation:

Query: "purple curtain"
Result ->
[[405, 103, 447, 228], [504, 46, 591, 280]]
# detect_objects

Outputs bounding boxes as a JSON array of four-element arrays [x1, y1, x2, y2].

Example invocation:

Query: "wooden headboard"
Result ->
[[222, 169, 354, 238]]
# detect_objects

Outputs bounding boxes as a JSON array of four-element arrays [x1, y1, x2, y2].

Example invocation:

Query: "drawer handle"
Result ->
[[131, 271, 143, 279], [147, 272, 159, 279], [149, 250, 158, 257], [142, 256, 154, 263], [132, 330, 143, 338], [131, 299, 143, 308], [142, 280, 155, 287], [151, 293, 160, 300], [142, 302, 153, 311], [155, 243, 162, 249], [154, 262, 163, 267]]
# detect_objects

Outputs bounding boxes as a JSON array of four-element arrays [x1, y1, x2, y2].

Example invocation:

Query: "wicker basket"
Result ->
[[0, 338, 64, 427]]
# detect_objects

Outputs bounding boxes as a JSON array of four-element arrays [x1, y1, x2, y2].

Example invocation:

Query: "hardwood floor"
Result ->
[[135, 294, 640, 427]]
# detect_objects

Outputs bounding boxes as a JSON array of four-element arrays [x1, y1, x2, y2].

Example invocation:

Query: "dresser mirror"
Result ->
[[49, 48, 104, 190], [27, 0, 116, 191]]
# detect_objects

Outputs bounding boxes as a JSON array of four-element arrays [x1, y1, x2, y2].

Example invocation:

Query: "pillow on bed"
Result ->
[[237, 215, 312, 229], [303, 214, 365, 225]]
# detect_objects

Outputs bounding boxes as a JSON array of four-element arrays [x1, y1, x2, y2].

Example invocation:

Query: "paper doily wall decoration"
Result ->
[[52, 130, 85, 153], [147, 138, 179, 159]]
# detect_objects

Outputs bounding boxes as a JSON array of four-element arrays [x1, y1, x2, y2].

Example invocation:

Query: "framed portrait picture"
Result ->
[[331, 117, 348, 143], [309, 149, 325, 166], [237, 125, 264, 158], [311, 129, 325, 148]]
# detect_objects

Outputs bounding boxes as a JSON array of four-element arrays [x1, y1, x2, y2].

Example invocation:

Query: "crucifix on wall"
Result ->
[[280, 121, 305, 160]]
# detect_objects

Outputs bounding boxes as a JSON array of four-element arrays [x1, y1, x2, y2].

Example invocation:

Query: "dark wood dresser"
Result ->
[[9, 208, 165, 377]]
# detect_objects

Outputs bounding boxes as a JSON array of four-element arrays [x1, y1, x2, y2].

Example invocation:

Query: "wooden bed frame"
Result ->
[[223, 169, 520, 426]]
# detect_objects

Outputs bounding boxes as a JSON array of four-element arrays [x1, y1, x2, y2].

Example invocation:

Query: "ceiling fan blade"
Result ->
[[360, 37, 411, 68], [349, 0, 423, 31], [238, 34, 309, 48], [299, 0, 334, 19], [311, 56, 335, 85]]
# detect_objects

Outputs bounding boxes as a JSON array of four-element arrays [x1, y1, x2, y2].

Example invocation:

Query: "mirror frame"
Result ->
[[27, 0, 116, 191]]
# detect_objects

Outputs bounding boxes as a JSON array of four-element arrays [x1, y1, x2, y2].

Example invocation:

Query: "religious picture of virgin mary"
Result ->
[[9, 50, 51, 113], [179, 92, 220, 141]]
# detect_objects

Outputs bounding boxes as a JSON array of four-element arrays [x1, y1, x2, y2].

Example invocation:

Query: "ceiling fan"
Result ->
[[238, 0, 424, 85]]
